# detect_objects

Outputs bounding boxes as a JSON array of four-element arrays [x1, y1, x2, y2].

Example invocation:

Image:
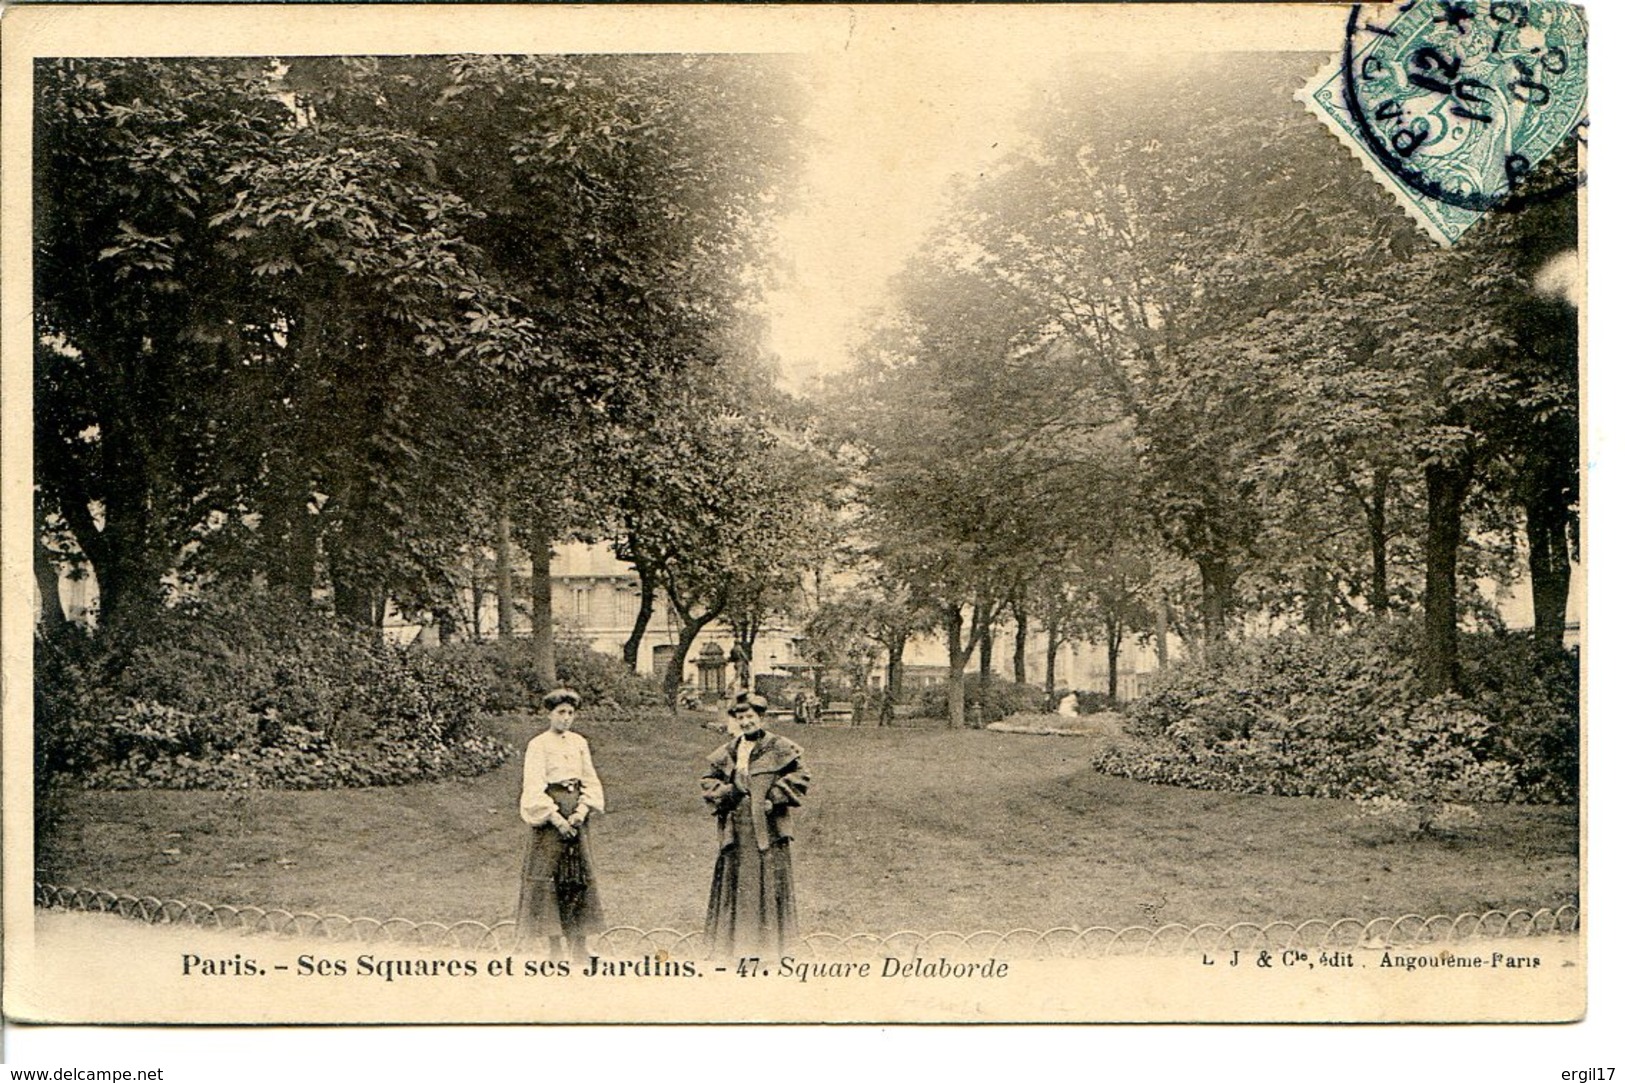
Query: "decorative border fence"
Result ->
[[35, 883, 1579, 959]]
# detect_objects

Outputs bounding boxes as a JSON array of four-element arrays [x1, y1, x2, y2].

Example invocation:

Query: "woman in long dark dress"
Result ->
[[516, 688, 605, 959], [701, 691, 811, 958]]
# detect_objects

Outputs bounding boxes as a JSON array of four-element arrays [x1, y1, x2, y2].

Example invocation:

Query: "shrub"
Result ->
[[1458, 633, 1579, 803], [35, 592, 509, 791], [1093, 624, 1576, 811], [429, 636, 668, 714], [919, 675, 1049, 724], [1069, 690, 1115, 715]]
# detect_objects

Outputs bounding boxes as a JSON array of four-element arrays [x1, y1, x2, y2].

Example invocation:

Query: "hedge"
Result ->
[[1092, 623, 1577, 808]]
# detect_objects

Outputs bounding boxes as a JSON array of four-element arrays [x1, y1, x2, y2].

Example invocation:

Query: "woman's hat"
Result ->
[[543, 687, 582, 710], [729, 691, 768, 716]]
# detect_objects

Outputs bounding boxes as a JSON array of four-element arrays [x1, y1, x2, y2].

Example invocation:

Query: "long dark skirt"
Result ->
[[705, 805, 797, 959], [516, 790, 603, 948]]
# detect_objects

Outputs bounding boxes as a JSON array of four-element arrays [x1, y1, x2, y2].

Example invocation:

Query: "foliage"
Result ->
[[1093, 626, 1576, 812], [917, 675, 1048, 725], [855, 48, 1577, 696], [610, 396, 839, 705], [1457, 632, 1579, 804], [431, 637, 669, 715], [35, 55, 805, 644], [1065, 690, 1115, 715], [35, 594, 509, 790]]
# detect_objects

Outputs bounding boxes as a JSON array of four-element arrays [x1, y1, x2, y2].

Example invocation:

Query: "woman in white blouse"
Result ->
[[516, 687, 605, 958]]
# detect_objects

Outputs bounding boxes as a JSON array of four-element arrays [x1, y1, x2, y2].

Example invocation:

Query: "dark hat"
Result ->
[[729, 691, 768, 716], [542, 687, 582, 710]]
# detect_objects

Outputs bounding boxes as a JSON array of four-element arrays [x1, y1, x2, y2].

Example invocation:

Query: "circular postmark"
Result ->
[[1340, 1, 1586, 211]]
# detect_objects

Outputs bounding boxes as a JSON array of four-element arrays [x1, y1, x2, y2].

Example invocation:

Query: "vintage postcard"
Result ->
[[2, 2, 1589, 1032]]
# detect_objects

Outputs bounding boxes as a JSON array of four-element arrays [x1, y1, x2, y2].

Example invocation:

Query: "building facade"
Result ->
[[467, 541, 808, 696]]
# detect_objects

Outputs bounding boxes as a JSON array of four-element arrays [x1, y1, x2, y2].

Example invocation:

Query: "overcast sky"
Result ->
[[761, 45, 1060, 393], [757, 6, 1352, 395]]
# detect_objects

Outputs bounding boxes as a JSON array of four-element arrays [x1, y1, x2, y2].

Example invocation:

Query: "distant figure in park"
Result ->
[[701, 691, 811, 958], [728, 643, 752, 694], [1056, 691, 1079, 717], [792, 690, 810, 725], [851, 687, 870, 727], [516, 687, 605, 960]]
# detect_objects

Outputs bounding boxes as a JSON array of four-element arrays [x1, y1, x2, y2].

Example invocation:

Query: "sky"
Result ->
[[761, 46, 1052, 393], [756, 5, 1353, 395]]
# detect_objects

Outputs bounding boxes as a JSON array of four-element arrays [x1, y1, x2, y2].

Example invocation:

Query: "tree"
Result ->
[[921, 52, 1578, 694], [799, 565, 932, 724], [36, 59, 290, 627], [37, 54, 807, 673], [281, 55, 804, 677], [948, 57, 1338, 645], [605, 395, 831, 706], [36, 58, 543, 634], [840, 257, 1135, 725]]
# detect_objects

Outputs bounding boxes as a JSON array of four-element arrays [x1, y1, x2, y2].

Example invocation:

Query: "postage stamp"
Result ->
[[1299, 0, 1588, 245]]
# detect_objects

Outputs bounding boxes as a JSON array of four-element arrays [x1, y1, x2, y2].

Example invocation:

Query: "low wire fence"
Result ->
[[35, 882, 1578, 959]]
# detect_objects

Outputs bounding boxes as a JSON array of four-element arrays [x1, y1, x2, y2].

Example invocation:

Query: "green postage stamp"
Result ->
[[1299, 0, 1588, 245]]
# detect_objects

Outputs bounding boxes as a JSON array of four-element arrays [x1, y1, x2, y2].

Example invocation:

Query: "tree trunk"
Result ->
[[52, 483, 112, 626], [663, 616, 710, 706], [431, 604, 460, 645], [1012, 603, 1028, 685], [1155, 592, 1170, 670], [623, 556, 658, 671], [1525, 487, 1574, 654], [266, 482, 318, 599], [34, 532, 68, 638], [1105, 616, 1122, 703], [944, 607, 968, 728], [1303, 566, 1330, 635], [495, 508, 515, 641], [1044, 630, 1060, 705], [85, 385, 164, 630], [1421, 459, 1471, 696], [881, 636, 905, 726], [977, 610, 994, 692], [1196, 557, 1234, 649], [93, 480, 161, 630], [527, 519, 556, 688], [661, 575, 727, 707], [734, 616, 759, 689], [945, 667, 966, 729]]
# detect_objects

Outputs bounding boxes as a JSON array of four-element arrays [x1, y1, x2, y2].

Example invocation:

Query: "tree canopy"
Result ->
[[36, 55, 810, 678], [835, 50, 1578, 699]]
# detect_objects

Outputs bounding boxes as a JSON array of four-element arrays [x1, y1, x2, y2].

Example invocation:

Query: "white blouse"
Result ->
[[519, 729, 605, 825]]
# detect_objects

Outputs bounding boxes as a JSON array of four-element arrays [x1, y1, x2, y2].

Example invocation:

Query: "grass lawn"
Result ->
[[34, 711, 1579, 935]]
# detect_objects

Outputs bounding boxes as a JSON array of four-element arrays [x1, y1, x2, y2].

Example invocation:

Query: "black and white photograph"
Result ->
[[2, 1, 1598, 1041]]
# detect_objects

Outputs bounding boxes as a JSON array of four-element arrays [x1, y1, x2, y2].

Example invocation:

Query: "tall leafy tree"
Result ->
[[926, 52, 1578, 693], [841, 255, 1130, 725], [37, 54, 806, 677], [36, 59, 289, 627]]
